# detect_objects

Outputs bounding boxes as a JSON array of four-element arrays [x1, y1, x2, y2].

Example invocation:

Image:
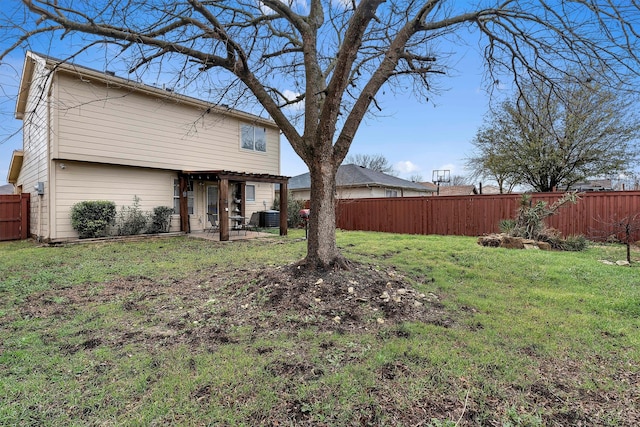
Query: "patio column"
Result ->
[[238, 181, 246, 218], [219, 177, 229, 241], [179, 174, 190, 233], [279, 181, 288, 236]]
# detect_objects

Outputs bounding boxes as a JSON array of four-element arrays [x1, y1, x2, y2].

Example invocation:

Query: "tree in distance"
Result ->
[[343, 153, 397, 175], [449, 175, 469, 186], [467, 75, 640, 193], [3, 1, 640, 268]]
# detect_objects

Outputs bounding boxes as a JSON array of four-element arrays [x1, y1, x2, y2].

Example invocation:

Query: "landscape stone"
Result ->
[[537, 241, 552, 251]]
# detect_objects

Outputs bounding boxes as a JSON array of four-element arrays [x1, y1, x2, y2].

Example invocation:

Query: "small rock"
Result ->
[[397, 288, 408, 295], [347, 286, 355, 293], [333, 316, 341, 323], [392, 296, 402, 303], [501, 236, 525, 249], [241, 304, 249, 309], [348, 279, 358, 285], [413, 301, 423, 307], [616, 260, 630, 266], [376, 318, 385, 324], [315, 278, 324, 285], [314, 297, 322, 302], [380, 291, 390, 300], [537, 241, 552, 251]]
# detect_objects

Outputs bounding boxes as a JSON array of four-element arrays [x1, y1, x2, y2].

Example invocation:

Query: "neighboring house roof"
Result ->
[[418, 181, 438, 191], [569, 179, 613, 192], [436, 185, 478, 196], [479, 185, 502, 194], [289, 164, 434, 193], [0, 184, 14, 195], [16, 51, 276, 128]]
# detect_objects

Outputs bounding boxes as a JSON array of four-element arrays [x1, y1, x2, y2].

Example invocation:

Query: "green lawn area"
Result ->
[[1, 231, 638, 426]]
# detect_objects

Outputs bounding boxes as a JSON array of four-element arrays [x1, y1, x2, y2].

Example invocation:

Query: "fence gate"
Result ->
[[0, 193, 30, 241]]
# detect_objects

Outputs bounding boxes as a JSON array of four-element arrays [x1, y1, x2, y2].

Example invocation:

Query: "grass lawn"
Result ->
[[1, 230, 638, 426]]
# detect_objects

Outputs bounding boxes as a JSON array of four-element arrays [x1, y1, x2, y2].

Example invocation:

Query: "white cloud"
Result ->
[[394, 160, 420, 174], [258, 0, 309, 15], [281, 89, 304, 111]]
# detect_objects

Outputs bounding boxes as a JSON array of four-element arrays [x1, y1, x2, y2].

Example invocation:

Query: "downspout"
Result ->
[[46, 78, 53, 241]]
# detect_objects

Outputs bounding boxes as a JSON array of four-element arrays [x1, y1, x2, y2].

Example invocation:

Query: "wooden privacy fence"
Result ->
[[336, 191, 640, 241], [0, 193, 30, 241]]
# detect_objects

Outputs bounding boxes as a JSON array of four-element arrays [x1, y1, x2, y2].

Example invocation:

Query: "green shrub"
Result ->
[[70, 200, 116, 238], [498, 219, 516, 234], [115, 196, 149, 236], [273, 191, 306, 228], [557, 234, 588, 251], [148, 206, 174, 233]]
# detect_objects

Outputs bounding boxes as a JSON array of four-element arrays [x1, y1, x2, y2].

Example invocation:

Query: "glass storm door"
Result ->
[[207, 185, 218, 221]]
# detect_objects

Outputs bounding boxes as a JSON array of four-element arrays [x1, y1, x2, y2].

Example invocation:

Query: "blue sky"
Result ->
[[0, 31, 492, 186], [280, 53, 490, 181]]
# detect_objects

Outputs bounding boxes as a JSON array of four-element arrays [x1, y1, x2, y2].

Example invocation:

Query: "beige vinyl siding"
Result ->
[[18, 56, 52, 239], [52, 161, 176, 239], [291, 189, 311, 201], [366, 187, 428, 197], [246, 182, 276, 213], [53, 73, 280, 174], [291, 187, 428, 201]]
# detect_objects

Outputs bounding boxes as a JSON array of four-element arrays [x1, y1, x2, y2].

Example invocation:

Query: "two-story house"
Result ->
[[7, 51, 288, 242]]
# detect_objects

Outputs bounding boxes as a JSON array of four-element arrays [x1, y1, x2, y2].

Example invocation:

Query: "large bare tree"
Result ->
[[344, 153, 397, 175], [2, 0, 640, 268]]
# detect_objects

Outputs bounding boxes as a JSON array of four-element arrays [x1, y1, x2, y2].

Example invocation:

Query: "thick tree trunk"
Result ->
[[304, 159, 345, 269]]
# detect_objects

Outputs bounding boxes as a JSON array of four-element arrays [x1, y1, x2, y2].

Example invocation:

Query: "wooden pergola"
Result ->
[[178, 170, 289, 241]]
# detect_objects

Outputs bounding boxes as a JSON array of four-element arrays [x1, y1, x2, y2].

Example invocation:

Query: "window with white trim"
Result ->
[[173, 179, 194, 214], [246, 184, 256, 202], [385, 189, 398, 197], [241, 124, 267, 152]]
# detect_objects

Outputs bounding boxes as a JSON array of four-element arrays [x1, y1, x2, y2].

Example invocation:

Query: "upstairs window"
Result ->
[[241, 124, 266, 152]]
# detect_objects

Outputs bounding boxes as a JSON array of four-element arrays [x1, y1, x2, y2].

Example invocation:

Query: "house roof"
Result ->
[[16, 51, 277, 129], [0, 184, 14, 195], [289, 164, 434, 193], [569, 179, 613, 191], [418, 181, 438, 191], [479, 184, 502, 194], [437, 185, 478, 196], [7, 150, 23, 184]]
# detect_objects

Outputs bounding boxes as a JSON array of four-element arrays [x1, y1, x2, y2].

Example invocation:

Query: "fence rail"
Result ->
[[0, 193, 30, 241], [336, 191, 640, 241]]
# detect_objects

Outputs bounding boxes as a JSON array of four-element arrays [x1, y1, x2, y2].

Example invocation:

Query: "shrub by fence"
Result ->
[[336, 191, 640, 242]]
